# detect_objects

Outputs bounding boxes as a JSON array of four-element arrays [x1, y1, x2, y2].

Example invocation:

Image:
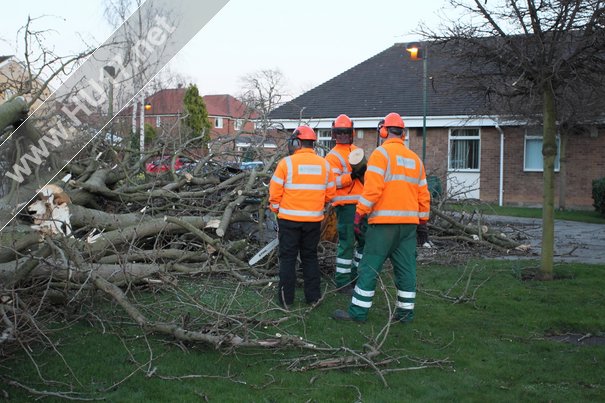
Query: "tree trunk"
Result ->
[[557, 132, 568, 211], [540, 82, 556, 280]]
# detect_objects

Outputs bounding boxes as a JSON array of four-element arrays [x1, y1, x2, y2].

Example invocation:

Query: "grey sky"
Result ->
[[2, 0, 456, 98]]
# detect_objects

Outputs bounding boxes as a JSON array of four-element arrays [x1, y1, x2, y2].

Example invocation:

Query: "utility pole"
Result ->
[[139, 91, 145, 156], [103, 66, 116, 145]]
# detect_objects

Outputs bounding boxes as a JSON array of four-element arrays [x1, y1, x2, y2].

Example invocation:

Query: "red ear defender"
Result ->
[[378, 119, 388, 139]]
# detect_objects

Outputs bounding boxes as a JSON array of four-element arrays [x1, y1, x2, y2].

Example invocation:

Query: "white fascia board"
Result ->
[[271, 116, 526, 130]]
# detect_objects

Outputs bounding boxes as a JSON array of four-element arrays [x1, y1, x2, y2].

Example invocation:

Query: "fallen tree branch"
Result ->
[[164, 216, 247, 267], [90, 272, 319, 349]]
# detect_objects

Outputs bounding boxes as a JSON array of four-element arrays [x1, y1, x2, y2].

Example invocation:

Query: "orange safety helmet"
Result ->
[[289, 125, 317, 154], [384, 112, 405, 129], [293, 125, 317, 141], [331, 114, 354, 144], [378, 112, 405, 138]]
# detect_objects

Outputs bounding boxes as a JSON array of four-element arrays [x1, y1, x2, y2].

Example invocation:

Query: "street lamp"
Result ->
[[406, 42, 428, 163], [139, 94, 152, 156], [103, 66, 116, 145]]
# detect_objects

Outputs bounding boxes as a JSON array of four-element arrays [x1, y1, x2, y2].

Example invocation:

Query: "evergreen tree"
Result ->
[[183, 84, 212, 144]]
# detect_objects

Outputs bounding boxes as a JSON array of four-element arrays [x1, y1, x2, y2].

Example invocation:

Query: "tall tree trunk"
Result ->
[[557, 132, 568, 210], [540, 82, 556, 280]]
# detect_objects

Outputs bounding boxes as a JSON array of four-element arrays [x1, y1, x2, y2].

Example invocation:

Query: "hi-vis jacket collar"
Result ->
[[293, 148, 316, 155], [382, 138, 405, 145]]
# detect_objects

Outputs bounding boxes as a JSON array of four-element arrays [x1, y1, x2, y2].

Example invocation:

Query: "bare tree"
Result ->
[[239, 68, 288, 132], [420, 0, 605, 279], [0, 16, 96, 204], [145, 66, 189, 94], [103, 0, 173, 154]]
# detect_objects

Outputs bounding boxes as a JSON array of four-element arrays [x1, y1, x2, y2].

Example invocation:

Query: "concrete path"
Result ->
[[482, 215, 605, 265]]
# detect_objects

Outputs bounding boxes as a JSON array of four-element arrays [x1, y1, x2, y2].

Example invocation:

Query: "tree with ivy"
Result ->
[[183, 84, 212, 145]]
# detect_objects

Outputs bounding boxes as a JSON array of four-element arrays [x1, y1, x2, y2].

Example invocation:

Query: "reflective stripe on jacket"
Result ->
[[356, 138, 430, 224], [325, 144, 364, 206], [269, 148, 336, 222]]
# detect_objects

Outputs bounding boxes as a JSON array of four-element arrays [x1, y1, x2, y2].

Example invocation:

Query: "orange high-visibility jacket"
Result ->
[[356, 138, 430, 224], [325, 144, 364, 206], [269, 148, 336, 222]]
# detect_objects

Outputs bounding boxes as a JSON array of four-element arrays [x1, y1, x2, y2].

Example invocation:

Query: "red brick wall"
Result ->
[[352, 127, 448, 172], [209, 117, 256, 137], [477, 127, 500, 203], [408, 127, 449, 178], [351, 129, 379, 158], [479, 126, 604, 209], [355, 126, 605, 210]]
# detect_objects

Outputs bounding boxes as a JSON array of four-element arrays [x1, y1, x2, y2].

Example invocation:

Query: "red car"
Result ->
[[145, 156, 196, 174]]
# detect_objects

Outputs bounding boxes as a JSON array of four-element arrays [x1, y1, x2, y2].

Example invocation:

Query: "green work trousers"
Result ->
[[348, 223, 417, 322], [334, 204, 365, 287]]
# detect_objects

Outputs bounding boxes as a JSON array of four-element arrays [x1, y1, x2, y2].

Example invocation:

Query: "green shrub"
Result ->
[[592, 177, 605, 216]]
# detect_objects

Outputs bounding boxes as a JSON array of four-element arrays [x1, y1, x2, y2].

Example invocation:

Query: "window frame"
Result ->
[[215, 117, 223, 129], [316, 129, 332, 157], [447, 128, 481, 172], [523, 131, 560, 172]]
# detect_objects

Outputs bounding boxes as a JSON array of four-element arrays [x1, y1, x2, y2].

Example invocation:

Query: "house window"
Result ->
[[316, 129, 333, 157], [215, 117, 223, 129], [234, 119, 243, 131], [357, 129, 364, 139], [524, 131, 560, 172], [155, 115, 161, 128], [448, 128, 480, 170]]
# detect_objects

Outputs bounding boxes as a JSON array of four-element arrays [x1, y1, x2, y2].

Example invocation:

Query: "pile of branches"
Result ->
[[417, 205, 534, 266], [0, 132, 291, 345], [0, 110, 532, 397]]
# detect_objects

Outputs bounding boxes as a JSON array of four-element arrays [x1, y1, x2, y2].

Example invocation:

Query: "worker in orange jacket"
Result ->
[[325, 114, 366, 293], [269, 126, 336, 307], [333, 112, 430, 323]]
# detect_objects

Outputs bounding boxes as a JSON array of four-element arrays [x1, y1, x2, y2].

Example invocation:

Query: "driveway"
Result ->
[[482, 215, 605, 265]]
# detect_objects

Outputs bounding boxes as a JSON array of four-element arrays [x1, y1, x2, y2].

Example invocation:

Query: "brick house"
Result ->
[[0, 55, 52, 108], [133, 88, 257, 137], [268, 42, 605, 209], [115, 88, 271, 160]]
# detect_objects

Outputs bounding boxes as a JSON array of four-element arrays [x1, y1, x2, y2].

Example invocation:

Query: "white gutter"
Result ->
[[270, 115, 523, 130], [494, 121, 505, 207]]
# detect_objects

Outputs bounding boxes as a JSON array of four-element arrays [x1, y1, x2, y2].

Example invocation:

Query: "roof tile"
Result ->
[[269, 42, 485, 120]]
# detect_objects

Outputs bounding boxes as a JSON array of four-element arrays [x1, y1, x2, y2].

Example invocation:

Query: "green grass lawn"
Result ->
[[445, 202, 605, 224], [3, 260, 605, 402]]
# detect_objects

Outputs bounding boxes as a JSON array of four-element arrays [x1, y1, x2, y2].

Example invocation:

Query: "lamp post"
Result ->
[[406, 42, 428, 163], [138, 92, 152, 156], [103, 66, 116, 145]]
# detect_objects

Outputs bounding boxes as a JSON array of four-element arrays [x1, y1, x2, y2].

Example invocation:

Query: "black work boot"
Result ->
[[332, 309, 353, 321], [275, 294, 291, 310], [336, 284, 354, 295], [391, 309, 414, 324], [332, 309, 366, 322]]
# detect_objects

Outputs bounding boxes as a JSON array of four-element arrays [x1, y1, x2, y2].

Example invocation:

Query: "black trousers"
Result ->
[[277, 218, 321, 305]]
